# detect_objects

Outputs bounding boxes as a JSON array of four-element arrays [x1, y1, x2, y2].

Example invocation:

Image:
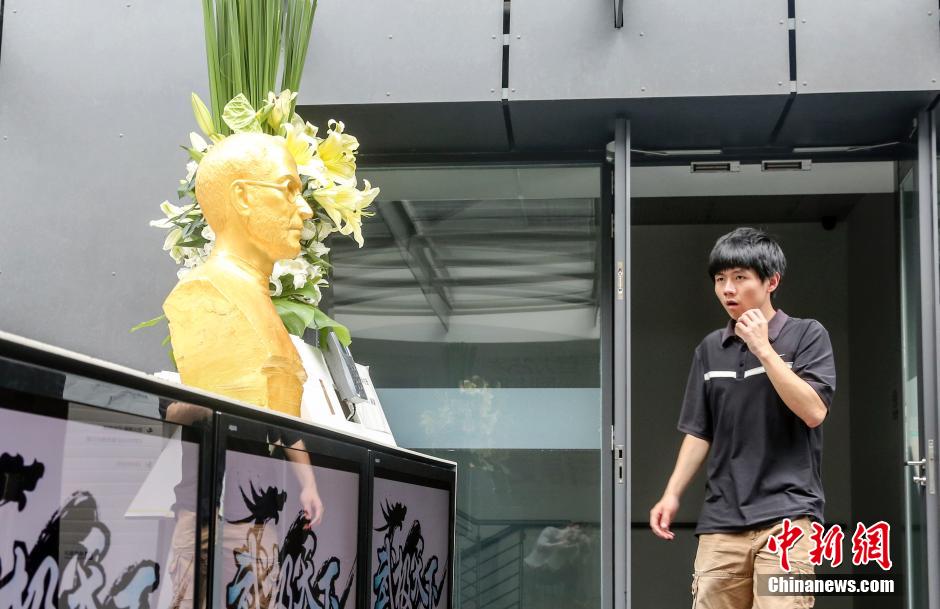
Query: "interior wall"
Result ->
[[847, 196, 904, 609], [630, 220, 855, 609]]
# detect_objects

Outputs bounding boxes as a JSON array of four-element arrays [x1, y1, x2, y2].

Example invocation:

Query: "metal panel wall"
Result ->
[[796, 0, 940, 94], [301, 0, 503, 105], [508, 0, 790, 100], [0, 0, 208, 373]]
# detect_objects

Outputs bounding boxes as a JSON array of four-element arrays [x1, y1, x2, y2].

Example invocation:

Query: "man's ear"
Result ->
[[767, 272, 781, 293], [231, 181, 251, 216]]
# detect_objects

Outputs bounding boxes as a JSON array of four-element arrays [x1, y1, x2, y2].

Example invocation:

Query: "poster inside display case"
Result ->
[[371, 455, 454, 609], [0, 388, 203, 609], [217, 421, 364, 609]]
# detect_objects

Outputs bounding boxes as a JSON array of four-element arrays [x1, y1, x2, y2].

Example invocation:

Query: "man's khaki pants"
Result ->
[[691, 517, 815, 609]]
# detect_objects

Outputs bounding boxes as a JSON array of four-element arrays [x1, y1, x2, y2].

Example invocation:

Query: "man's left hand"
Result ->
[[735, 309, 772, 357]]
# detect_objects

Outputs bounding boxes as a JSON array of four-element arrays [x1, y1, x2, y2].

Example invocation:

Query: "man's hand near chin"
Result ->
[[734, 308, 772, 359]]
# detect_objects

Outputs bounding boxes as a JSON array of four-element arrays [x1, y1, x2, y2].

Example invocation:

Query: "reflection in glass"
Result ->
[[217, 440, 359, 609], [330, 166, 603, 609], [0, 389, 201, 609], [900, 167, 928, 609], [371, 476, 450, 609]]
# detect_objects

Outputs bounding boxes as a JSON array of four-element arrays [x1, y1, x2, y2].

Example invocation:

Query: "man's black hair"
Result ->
[[707, 227, 786, 281]]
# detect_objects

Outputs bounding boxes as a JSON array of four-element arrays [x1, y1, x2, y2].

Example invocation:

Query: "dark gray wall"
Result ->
[[297, 0, 940, 154], [0, 0, 207, 372], [847, 196, 904, 609], [302, 0, 939, 104]]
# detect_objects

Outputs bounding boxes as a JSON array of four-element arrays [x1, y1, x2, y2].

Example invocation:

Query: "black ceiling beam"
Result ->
[[378, 200, 454, 330]]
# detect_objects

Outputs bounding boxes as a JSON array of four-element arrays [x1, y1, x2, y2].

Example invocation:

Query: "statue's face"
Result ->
[[235, 147, 313, 261]]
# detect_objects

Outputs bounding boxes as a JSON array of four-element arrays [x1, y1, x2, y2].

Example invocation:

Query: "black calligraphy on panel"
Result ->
[[0, 453, 45, 511], [0, 489, 160, 609], [225, 485, 353, 609], [372, 501, 447, 609]]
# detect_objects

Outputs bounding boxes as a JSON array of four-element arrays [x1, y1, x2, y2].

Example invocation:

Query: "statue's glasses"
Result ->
[[236, 179, 303, 201]]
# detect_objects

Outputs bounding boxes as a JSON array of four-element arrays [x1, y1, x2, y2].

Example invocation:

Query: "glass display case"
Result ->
[[0, 331, 456, 609]]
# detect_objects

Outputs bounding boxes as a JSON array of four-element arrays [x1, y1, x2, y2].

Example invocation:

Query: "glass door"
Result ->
[[899, 110, 940, 609], [327, 164, 608, 609]]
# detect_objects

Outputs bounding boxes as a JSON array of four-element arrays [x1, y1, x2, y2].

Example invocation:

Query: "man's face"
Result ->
[[713, 267, 776, 319], [239, 147, 313, 261]]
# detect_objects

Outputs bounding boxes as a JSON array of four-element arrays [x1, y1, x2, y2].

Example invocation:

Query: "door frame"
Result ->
[[913, 108, 940, 609], [611, 117, 631, 609], [609, 110, 940, 609]]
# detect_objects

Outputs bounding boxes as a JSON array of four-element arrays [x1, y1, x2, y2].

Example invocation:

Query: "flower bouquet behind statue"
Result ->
[[135, 0, 375, 352], [145, 91, 377, 347]]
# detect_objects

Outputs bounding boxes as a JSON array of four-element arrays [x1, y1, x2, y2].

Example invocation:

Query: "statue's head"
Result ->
[[196, 133, 312, 264]]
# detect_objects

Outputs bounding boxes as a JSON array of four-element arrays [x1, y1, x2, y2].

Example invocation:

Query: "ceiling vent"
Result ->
[[761, 159, 812, 172], [690, 161, 741, 174]]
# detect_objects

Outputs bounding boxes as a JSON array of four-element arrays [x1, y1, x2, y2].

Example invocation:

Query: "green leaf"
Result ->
[[303, 252, 333, 270], [176, 237, 209, 248], [273, 297, 318, 336], [182, 146, 205, 163], [279, 280, 320, 303], [222, 93, 262, 133], [161, 334, 172, 347], [312, 308, 351, 346], [191, 92, 217, 137], [131, 314, 166, 332], [256, 99, 275, 132]]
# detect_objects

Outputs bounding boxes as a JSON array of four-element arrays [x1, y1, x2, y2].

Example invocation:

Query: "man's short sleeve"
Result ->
[[793, 320, 836, 408], [677, 347, 712, 441]]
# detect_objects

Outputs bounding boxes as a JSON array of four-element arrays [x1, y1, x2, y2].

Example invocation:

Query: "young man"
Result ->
[[649, 227, 836, 609]]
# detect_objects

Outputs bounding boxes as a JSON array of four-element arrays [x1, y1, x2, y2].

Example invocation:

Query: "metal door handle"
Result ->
[[906, 457, 931, 488]]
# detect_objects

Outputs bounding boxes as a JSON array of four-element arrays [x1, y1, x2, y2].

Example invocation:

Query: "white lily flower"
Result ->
[[149, 217, 174, 229], [272, 258, 314, 290], [306, 240, 330, 257], [201, 225, 215, 241], [185, 161, 199, 183], [312, 179, 379, 247], [315, 221, 335, 241], [163, 227, 182, 251], [300, 220, 317, 242], [189, 132, 209, 152], [160, 200, 185, 218], [315, 120, 359, 185], [297, 156, 328, 184], [177, 267, 191, 280]]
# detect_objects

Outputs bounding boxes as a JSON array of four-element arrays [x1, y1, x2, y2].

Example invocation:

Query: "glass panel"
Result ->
[[216, 440, 360, 609], [0, 386, 202, 609], [330, 165, 604, 609], [899, 166, 928, 609], [372, 475, 451, 609]]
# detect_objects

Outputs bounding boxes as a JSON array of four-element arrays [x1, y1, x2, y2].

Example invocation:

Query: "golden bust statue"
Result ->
[[164, 133, 313, 417]]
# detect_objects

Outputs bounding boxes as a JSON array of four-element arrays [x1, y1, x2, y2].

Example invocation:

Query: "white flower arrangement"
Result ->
[[141, 91, 378, 346]]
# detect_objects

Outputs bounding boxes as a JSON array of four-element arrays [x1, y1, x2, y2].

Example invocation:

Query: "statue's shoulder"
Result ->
[[164, 270, 238, 318]]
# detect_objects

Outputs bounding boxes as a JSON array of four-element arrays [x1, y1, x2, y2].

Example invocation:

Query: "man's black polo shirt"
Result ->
[[677, 309, 836, 534]]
